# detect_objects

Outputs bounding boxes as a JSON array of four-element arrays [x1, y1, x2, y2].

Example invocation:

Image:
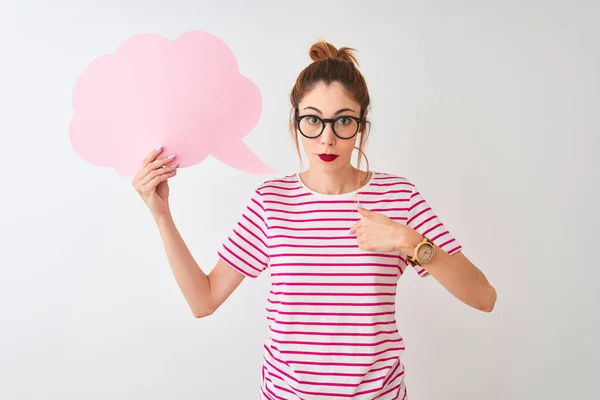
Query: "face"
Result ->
[[296, 81, 366, 173]]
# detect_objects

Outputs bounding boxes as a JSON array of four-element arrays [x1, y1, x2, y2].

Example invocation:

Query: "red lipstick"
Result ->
[[318, 154, 338, 162]]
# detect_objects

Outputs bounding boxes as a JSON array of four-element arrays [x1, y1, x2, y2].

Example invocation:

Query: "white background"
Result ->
[[2, 0, 599, 399]]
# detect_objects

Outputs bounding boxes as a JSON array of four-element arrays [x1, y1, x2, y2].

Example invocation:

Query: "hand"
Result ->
[[132, 147, 178, 218], [350, 203, 421, 254]]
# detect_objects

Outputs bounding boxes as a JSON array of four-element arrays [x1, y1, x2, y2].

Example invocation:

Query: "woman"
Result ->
[[132, 40, 496, 399]]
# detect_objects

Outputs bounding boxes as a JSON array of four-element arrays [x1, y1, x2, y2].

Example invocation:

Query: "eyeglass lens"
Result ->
[[299, 116, 358, 138]]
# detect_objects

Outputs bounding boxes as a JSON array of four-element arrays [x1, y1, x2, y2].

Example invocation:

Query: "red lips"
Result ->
[[318, 154, 338, 162]]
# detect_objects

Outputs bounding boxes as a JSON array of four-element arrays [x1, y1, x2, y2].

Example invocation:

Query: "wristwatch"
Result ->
[[407, 235, 436, 266]]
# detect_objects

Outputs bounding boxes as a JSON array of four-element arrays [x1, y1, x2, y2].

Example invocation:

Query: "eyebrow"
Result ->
[[302, 106, 357, 116]]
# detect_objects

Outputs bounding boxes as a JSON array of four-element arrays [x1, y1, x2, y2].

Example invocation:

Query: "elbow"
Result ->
[[192, 309, 212, 318], [477, 285, 497, 313], [191, 301, 217, 319], [192, 306, 215, 319], [479, 302, 495, 313]]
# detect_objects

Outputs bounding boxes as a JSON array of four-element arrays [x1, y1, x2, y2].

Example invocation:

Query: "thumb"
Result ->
[[357, 202, 370, 216]]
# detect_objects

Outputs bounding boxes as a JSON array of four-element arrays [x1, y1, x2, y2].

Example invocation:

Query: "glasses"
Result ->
[[294, 110, 363, 139]]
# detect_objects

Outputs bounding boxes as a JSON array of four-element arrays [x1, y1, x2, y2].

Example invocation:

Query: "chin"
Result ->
[[314, 157, 346, 172]]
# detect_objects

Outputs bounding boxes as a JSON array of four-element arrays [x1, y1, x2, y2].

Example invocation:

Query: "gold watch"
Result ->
[[407, 236, 435, 266]]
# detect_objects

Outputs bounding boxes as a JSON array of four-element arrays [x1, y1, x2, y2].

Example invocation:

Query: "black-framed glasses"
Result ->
[[294, 110, 363, 140]]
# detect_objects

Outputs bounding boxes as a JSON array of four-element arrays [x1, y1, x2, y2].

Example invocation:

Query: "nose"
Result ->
[[320, 122, 336, 145]]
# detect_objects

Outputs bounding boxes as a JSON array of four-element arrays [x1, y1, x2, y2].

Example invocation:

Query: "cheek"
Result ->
[[300, 136, 314, 154], [339, 139, 358, 159]]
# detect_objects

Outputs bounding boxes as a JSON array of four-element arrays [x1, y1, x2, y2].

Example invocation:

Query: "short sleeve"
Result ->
[[406, 182, 463, 276], [217, 188, 270, 278]]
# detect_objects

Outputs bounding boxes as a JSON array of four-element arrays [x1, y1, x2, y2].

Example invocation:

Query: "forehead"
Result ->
[[299, 81, 360, 113]]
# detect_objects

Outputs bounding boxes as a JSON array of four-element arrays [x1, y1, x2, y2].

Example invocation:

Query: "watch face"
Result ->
[[417, 243, 435, 263]]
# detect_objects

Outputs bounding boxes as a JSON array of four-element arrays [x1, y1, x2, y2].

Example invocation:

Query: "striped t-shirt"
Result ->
[[217, 171, 462, 399]]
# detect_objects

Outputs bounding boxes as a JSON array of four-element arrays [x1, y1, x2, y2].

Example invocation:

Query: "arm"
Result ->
[[352, 205, 496, 313], [155, 212, 245, 318], [400, 230, 497, 313]]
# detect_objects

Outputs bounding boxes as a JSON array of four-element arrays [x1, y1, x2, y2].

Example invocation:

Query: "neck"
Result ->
[[300, 165, 368, 195]]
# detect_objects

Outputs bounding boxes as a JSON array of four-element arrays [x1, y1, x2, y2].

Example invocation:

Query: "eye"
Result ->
[[337, 117, 351, 125], [306, 116, 320, 125]]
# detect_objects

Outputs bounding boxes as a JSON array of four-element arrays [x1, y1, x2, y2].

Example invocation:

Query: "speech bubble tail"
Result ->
[[211, 139, 276, 175]]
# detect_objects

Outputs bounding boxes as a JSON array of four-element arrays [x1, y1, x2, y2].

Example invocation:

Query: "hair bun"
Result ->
[[309, 40, 359, 66]]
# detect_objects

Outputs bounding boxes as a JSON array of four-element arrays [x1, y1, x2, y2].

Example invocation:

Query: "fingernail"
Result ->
[[155, 146, 162, 151], [167, 154, 176, 159], [171, 163, 179, 168]]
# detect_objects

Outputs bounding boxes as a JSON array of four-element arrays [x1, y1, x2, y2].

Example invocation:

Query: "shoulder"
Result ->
[[371, 171, 416, 189], [367, 172, 419, 205], [254, 173, 300, 195]]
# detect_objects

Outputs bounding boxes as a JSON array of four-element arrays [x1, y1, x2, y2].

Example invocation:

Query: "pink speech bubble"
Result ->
[[69, 31, 276, 177]]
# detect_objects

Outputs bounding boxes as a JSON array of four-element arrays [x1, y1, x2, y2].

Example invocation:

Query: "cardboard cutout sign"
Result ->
[[69, 31, 275, 177]]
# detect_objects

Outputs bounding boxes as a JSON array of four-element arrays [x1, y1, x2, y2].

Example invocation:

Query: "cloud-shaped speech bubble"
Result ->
[[69, 31, 275, 177]]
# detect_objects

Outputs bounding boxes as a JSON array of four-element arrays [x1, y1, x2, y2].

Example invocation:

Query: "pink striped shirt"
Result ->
[[218, 172, 462, 399]]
